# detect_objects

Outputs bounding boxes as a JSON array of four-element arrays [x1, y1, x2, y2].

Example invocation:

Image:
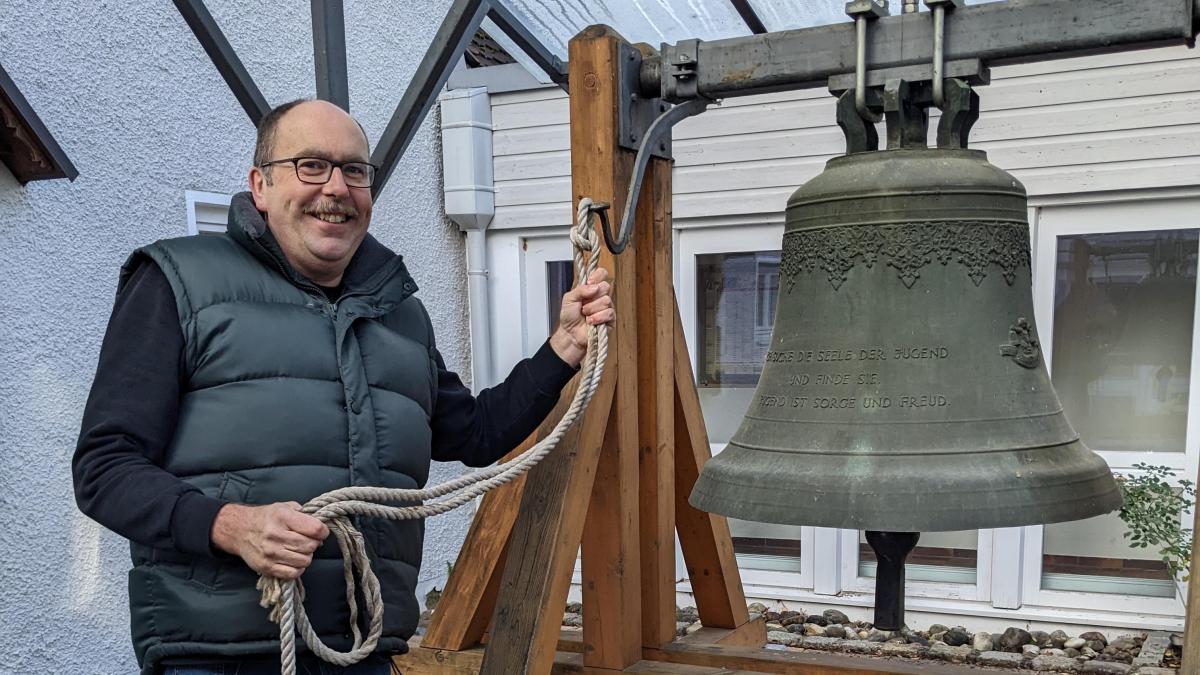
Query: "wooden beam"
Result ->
[[1183, 479, 1200, 672], [644, 642, 987, 674], [575, 24, 644, 671], [402, 636, 994, 675], [636, 156, 677, 649], [677, 616, 766, 648], [672, 294, 750, 629], [421, 384, 578, 651], [581, 408, 642, 668], [477, 384, 617, 675]]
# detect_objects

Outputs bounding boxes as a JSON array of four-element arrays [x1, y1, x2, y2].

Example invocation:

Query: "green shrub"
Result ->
[[1116, 463, 1195, 582]]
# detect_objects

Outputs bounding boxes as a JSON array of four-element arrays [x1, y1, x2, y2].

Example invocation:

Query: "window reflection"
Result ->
[[1052, 230, 1198, 454], [696, 251, 804, 570], [1044, 228, 1199, 596]]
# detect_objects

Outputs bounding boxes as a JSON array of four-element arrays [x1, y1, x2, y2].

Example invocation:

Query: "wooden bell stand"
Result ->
[[393, 25, 1011, 675]]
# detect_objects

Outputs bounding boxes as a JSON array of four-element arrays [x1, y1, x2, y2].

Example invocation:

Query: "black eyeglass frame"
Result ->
[[259, 156, 379, 188]]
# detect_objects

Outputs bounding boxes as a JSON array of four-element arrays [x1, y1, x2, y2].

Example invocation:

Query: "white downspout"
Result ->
[[439, 86, 496, 392]]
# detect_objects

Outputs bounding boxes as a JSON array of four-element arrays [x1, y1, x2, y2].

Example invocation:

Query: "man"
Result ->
[[73, 99, 614, 675]]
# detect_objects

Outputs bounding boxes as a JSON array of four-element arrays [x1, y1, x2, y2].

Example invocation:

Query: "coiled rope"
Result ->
[[257, 198, 609, 675]]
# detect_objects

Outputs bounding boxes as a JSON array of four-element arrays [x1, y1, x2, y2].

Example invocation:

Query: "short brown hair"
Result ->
[[253, 98, 310, 183]]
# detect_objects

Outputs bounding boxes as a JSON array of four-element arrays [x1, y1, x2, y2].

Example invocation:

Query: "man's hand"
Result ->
[[550, 268, 615, 368], [211, 502, 330, 580]]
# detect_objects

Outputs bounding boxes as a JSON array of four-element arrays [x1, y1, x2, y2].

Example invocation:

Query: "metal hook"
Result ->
[[586, 201, 620, 253], [602, 97, 713, 254]]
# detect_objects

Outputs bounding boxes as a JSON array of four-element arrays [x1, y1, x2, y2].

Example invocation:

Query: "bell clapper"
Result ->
[[864, 531, 920, 631]]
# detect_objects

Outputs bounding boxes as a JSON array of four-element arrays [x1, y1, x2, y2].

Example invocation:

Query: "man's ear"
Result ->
[[249, 166, 269, 211]]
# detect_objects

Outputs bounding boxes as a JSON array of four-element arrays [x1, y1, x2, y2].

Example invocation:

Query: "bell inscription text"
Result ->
[[757, 343, 953, 414]]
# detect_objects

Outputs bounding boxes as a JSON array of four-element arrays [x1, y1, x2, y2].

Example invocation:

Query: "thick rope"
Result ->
[[260, 198, 609, 675]]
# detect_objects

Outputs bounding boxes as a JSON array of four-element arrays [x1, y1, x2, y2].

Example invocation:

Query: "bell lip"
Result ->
[[688, 439, 1124, 533]]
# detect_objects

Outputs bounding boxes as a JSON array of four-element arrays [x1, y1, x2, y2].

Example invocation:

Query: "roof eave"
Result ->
[[0, 62, 78, 185]]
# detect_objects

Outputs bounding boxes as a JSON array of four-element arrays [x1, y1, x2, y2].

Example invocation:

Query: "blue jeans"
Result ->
[[161, 659, 397, 675]]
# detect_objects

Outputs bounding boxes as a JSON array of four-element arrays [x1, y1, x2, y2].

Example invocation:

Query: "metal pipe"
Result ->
[[646, 0, 1198, 101], [854, 16, 879, 121], [932, 4, 945, 108], [465, 230, 493, 391]]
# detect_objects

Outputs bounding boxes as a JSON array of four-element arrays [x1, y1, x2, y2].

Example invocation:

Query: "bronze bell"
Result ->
[[689, 81, 1122, 536]]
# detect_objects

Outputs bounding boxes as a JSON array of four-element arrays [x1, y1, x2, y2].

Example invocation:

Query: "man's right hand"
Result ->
[[211, 502, 330, 580]]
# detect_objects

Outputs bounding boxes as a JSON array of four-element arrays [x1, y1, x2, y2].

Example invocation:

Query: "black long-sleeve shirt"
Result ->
[[73, 260, 577, 558]]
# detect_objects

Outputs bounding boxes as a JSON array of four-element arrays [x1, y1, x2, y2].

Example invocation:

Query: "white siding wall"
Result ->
[[489, 45, 1200, 231]]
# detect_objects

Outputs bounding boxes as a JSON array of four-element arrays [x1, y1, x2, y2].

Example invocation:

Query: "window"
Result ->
[[1033, 196, 1200, 601], [858, 530, 979, 585], [695, 251, 781, 443]]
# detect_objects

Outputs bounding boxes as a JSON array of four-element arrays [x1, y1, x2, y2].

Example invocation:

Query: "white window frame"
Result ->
[[185, 190, 232, 235], [678, 222, 816, 592], [1020, 190, 1200, 616]]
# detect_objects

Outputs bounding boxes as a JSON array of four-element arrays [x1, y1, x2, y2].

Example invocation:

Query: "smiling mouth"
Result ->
[[311, 212, 350, 224]]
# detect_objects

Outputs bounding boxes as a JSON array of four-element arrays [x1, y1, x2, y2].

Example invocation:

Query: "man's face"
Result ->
[[249, 101, 374, 285]]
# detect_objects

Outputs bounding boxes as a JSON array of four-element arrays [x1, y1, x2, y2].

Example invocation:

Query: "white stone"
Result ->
[[1030, 655, 1079, 672], [975, 651, 1026, 668], [767, 630, 800, 647], [1066, 638, 1087, 649], [1023, 644, 1043, 657], [972, 631, 994, 652], [928, 643, 972, 663], [1081, 661, 1132, 674]]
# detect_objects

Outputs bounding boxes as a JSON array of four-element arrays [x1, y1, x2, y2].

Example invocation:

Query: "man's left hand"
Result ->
[[550, 268, 614, 368]]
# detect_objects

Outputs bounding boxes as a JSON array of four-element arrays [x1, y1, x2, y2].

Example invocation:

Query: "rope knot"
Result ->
[[572, 198, 601, 253]]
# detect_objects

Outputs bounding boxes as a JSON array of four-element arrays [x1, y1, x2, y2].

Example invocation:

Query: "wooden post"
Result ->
[[574, 24, 644, 671], [636, 156, 678, 648], [1182, 493, 1200, 671]]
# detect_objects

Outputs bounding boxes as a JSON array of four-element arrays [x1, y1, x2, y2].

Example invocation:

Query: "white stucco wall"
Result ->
[[0, 2, 473, 672]]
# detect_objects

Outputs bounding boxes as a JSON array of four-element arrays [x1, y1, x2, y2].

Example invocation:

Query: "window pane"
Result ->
[[1052, 229, 1198, 453], [1042, 514, 1174, 597], [1044, 227, 1197, 595], [696, 251, 782, 444], [697, 251, 800, 569], [547, 261, 574, 333], [858, 530, 978, 584]]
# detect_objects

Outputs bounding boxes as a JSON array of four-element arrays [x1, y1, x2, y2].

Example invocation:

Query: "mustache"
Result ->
[[303, 200, 359, 218]]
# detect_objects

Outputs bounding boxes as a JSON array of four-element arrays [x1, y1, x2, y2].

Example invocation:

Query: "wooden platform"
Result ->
[[396, 626, 1001, 674]]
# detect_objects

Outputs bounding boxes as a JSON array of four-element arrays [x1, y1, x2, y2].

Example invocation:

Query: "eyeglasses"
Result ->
[[259, 156, 377, 188]]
